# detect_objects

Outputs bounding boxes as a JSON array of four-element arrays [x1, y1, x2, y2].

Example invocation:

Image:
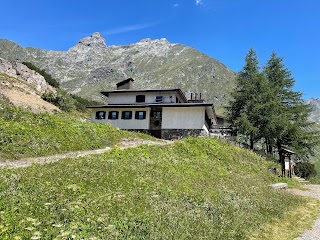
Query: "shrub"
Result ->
[[295, 162, 317, 179]]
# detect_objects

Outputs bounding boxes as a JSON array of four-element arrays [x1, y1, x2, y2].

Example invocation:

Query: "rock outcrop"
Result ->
[[0, 58, 58, 112], [0, 58, 53, 94], [307, 98, 320, 123]]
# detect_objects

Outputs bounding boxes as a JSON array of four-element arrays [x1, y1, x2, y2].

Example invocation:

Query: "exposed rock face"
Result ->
[[0, 33, 236, 107], [0, 59, 58, 112], [307, 98, 320, 123], [0, 58, 53, 94], [69, 32, 107, 53]]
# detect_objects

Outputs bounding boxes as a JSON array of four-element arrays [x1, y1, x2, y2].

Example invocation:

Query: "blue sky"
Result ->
[[1, 0, 319, 99]]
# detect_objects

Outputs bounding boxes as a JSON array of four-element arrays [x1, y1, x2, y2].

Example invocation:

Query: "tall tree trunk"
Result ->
[[277, 140, 285, 177], [249, 135, 254, 150], [266, 138, 273, 153]]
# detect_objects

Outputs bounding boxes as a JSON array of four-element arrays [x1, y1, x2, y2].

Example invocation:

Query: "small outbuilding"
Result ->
[[279, 148, 295, 178]]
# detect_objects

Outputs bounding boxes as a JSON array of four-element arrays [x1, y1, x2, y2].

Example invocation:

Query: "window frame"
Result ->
[[121, 111, 132, 120], [135, 111, 146, 120], [95, 111, 106, 120], [136, 95, 146, 103], [108, 111, 119, 120]]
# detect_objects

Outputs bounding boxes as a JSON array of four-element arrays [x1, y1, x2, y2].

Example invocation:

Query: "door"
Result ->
[[150, 106, 163, 138], [150, 130, 162, 139]]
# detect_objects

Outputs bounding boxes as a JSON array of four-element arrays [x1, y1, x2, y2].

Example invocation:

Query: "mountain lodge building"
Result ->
[[87, 78, 217, 139]]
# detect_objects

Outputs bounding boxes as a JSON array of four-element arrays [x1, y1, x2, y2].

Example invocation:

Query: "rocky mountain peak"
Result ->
[[137, 37, 171, 45], [68, 32, 107, 53]]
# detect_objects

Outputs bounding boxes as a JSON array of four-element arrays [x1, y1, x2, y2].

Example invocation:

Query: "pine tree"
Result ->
[[228, 50, 319, 158], [227, 49, 268, 149], [263, 52, 319, 157]]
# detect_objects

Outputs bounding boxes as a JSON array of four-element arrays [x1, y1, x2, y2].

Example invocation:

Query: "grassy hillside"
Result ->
[[0, 102, 151, 160], [0, 138, 319, 239]]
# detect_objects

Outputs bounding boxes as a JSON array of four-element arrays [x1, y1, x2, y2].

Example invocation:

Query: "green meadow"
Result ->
[[0, 102, 319, 239], [0, 138, 319, 239]]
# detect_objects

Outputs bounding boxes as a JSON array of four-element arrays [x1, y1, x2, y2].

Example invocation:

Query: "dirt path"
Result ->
[[0, 138, 171, 169], [289, 184, 320, 240]]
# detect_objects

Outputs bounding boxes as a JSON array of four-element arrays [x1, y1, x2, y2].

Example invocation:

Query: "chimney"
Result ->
[[187, 92, 204, 103], [116, 78, 134, 90]]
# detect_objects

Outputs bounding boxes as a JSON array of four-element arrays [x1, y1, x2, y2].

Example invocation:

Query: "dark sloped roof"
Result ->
[[116, 78, 134, 88]]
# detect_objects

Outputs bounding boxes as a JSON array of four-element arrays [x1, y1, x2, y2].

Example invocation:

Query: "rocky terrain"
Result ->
[[0, 58, 58, 112], [0, 33, 236, 109], [308, 98, 320, 123]]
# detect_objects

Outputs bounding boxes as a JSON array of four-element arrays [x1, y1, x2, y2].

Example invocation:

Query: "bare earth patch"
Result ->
[[0, 88, 59, 112]]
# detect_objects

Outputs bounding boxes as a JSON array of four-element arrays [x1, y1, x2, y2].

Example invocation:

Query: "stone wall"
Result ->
[[126, 128, 208, 140], [126, 129, 150, 135], [162, 129, 208, 140]]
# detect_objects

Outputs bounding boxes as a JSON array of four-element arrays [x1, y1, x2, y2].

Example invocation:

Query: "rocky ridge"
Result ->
[[0, 33, 236, 109]]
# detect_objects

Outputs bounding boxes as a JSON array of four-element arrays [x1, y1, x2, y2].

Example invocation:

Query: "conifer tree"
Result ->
[[228, 50, 319, 158], [263, 52, 318, 156], [227, 49, 267, 149]]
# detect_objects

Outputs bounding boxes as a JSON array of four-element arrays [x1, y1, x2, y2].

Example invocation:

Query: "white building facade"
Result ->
[[88, 78, 217, 139]]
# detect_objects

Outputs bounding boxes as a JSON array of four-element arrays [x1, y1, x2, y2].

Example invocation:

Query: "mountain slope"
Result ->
[[0, 33, 236, 108]]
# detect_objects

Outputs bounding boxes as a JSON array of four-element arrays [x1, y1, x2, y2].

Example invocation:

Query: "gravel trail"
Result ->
[[0, 138, 171, 169], [289, 185, 320, 240]]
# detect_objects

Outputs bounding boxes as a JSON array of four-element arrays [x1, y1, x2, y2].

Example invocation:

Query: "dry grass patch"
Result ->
[[248, 198, 320, 240]]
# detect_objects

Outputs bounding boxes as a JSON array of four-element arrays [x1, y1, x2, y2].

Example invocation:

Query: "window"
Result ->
[[95, 111, 106, 119], [155, 96, 163, 103], [135, 111, 146, 120], [153, 111, 162, 119], [108, 111, 119, 120], [121, 111, 132, 119], [136, 95, 145, 103]]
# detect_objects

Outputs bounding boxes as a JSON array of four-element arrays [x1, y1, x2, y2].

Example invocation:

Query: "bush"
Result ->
[[295, 162, 317, 179]]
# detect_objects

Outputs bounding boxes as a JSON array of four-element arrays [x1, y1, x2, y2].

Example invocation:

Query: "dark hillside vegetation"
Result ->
[[0, 138, 319, 239]]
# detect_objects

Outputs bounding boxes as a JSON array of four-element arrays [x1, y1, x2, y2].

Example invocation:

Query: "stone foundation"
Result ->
[[126, 129, 150, 135], [161, 129, 208, 140], [125, 129, 208, 140]]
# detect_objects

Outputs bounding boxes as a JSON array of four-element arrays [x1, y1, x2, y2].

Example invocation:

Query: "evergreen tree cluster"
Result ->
[[227, 49, 319, 158], [22, 62, 102, 112]]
